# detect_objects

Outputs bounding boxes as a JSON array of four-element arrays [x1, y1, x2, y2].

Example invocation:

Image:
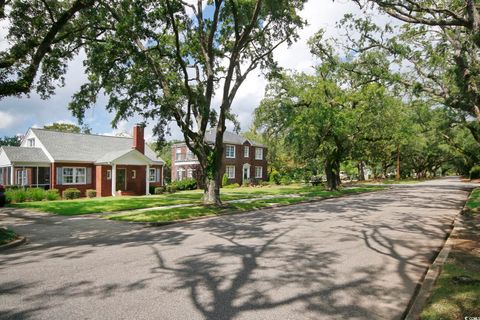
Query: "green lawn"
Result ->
[[106, 186, 383, 223], [10, 184, 384, 216], [420, 187, 480, 320], [0, 228, 18, 245]]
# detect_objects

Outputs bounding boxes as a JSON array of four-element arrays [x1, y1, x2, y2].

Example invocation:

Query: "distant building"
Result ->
[[172, 131, 267, 185]]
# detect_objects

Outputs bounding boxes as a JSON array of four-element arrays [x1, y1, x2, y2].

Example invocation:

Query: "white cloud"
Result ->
[[0, 111, 17, 129]]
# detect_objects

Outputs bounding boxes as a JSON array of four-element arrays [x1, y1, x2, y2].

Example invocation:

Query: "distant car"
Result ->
[[0, 184, 5, 207]]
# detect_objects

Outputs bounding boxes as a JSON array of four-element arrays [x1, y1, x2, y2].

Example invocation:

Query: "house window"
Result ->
[[244, 146, 249, 158], [226, 145, 235, 158], [63, 167, 86, 185], [27, 138, 35, 147], [255, 166, 263, 179], [132, 170, 136, 179], [187, 149, 196, 160], [107, 170, 112, 180], [16, 169, 28, 185], [187, 168, 193, 178], [225, 165, 235, 179], [176, 168, 185, 181], [255, 147, 263, 160], [149, 168, 157, 182], [175, 148, 183, 161]]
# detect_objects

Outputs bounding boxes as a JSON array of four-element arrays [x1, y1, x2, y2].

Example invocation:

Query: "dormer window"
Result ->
[[27, 138, 35, 147]]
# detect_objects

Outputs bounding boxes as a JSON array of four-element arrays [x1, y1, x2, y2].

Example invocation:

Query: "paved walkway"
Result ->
[[0, 177, 476, 320]]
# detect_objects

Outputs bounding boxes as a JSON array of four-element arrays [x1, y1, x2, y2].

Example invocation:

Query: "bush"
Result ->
[[280, 176, 292, 185], [166, 184, 178, 193], [222, 174, 229, 187], [63, 188, 81, 200], [5, 189, 27, 203], [260, 180, 270, 186], [224, 183, 240, 189], [25, 188, 46, 201], [46, 189, 60, 201], [269, 170, 281, 185], [171, 178, 197, 191], [470, 166, 480, 180], [154, 186, 165, 194], [86, 189, 97, 198]]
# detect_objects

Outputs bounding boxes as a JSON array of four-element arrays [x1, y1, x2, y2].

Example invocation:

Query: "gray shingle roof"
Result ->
[[1, 146, 50, 163], [202, 131, 266, 147], [32, 129, 164, 163]]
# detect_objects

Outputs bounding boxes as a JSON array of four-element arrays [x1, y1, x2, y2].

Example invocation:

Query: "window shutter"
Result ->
[[56, 167, 63, 185], [86, 167, 92, 184], [156, 168, 160, 183]]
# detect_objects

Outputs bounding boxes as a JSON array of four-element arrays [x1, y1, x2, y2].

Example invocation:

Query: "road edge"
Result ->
[[0, 235, 26, 251]]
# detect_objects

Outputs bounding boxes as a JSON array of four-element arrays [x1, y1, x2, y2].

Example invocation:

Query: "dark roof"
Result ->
[[1, 146, 50, 163], [176, 131, 265, 147], [31, 128, 164, 163]]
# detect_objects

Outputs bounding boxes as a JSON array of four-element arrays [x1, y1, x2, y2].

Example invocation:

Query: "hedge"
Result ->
[[63, 188, 81, 200]]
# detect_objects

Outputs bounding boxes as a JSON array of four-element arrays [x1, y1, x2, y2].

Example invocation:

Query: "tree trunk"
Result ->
[[358, 161, 365, 181], [396, 145, 401, 181], [200, 149, 223, 206], [325, 159, 338, 191], [204, 177, 221, 205]]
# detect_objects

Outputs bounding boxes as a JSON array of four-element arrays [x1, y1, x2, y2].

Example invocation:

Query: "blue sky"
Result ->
[[0, 0, 377, 141]]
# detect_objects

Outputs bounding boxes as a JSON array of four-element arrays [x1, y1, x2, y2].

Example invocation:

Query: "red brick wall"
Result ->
[[172, 142, 268, 186], [52, 163, 96, 197]]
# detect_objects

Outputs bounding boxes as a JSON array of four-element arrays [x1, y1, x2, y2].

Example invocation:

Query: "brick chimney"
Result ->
[[132, 124, 145, 154]]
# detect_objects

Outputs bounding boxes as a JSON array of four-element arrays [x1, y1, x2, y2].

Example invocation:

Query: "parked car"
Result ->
[[0, 184, 5, 207]]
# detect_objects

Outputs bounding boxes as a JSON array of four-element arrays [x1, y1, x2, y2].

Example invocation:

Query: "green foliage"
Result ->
[[0, 135, 21, 146], [470, 166, 480, 180], [46, 189, 60, 201], [165, 184, 178, 193], [62, 188, 81, 200], [269, 170, 281, 185], [5, 189, 26, 203], [154, 187, 165, 195], [171, 179, 197, 191], [222, 174, 229, 187], [86, 189, 96, 198], [43, 122, 91, 134], [26, 188, 46, 201], [0, 228, 17, 245], [223, 183, 240, 189]]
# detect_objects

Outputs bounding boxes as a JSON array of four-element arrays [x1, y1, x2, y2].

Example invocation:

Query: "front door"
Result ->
[[242, 164, 250, 184], [116, 169, 127, 191]]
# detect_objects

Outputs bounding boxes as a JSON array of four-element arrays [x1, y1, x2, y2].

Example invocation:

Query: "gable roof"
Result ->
[[200, 131, 266, 147], [31, 129, 164, 164], [1, 146, 50, 164]]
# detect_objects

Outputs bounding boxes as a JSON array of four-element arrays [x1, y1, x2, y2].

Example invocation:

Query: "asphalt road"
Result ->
[[0, 177, 475, 320]]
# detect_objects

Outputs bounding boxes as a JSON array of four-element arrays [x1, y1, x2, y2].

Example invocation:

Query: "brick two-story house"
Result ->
[[172, 131, 267, 186], [0, 125, 164, 197]]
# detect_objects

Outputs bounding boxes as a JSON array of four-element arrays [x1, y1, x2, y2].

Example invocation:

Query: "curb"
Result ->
[[0, 236, 27, 251], [403, 195, 471, 319]]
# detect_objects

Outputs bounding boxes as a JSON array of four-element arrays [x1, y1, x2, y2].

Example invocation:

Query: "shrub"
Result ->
[[149, 185, 156, 195], [224, 183, 240, 189], [154, 186, 165, 194], [222, 174, 228, 187], [63, 188, 81, 200], [280, 176, 292, 185], [26, 188, 46, 201], [86, 189, 97, 198], [260, 180, 270, 186], [171, 178, 197, 191], [46, 189, 60, 201], [269, 170, 281, 185], [5, 189, 26, 203], [166, 184, 178, 193], [470, 166, 480, 180]]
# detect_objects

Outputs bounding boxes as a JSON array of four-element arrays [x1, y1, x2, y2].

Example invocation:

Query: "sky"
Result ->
[[0, 0, 369, 142]]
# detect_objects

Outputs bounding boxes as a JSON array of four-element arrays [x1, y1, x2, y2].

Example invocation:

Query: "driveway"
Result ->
[[0, 177, 475, 320]]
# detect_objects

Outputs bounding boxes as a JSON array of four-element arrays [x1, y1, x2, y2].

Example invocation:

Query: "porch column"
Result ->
[[146, 164, 150, 195], [111, 163, 117, 197], [10, 165, 14, 185], [36, 166, 39, 188]]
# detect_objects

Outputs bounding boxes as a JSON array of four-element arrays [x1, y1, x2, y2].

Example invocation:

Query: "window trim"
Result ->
[[62, 167, 87, 185], [255, 147, 263, 160], [225, 165, 235, 179], [225, 145, 236, 158], [255, 166, 263, 179], [27, 138, 35, 147], [132, 170, 136, 179], [149, 168, 157, 182], [107, 170, 112, 180], [244, 146, 249, 158], [187, 168, 193, 178]]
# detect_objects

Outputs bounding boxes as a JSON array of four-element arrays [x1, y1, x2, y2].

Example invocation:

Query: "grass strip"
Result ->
[[0, 228, 18, 245]]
